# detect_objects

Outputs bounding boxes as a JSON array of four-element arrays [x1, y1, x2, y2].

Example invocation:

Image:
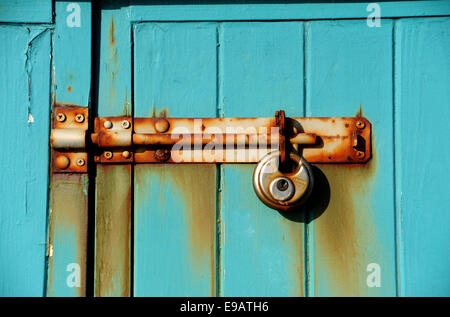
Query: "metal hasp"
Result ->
[[50, 105, 89, 173], [50, 107, 372, 168]]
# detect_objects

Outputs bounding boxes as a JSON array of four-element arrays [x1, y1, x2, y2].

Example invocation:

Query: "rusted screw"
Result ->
[[103, 120, 113, 129], [75, 114, 85, 123], [55, 155, 70, 169], [121, 120, 131, 129], [154, 118, 170, 133], [154, 149, 171, 162], [56, 113, 66, 122], [356, 151, 365, 159], [356, 120, 365, 129], [122, 151, 131, 159], [104, 151, 113, 160], [76, 158, 85, 166]]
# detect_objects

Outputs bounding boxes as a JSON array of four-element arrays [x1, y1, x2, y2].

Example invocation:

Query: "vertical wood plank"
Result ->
[[133, 22, 218, 296], [396, 17, 450, 296], [47, 1, 92, 297], [94, 3, 132, 297], [306, 20, 396, 296], [0, 26, 51, 296], [220, 22, 305, 296]]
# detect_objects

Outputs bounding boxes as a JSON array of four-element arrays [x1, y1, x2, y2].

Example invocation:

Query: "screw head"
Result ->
[[356, 120, 365, 129], [356, 151, 365, 159], [122, 150, 131, 159], [76, 158, 85, 166], [56, 113, 66, 122], [75, 114, 85, 123], [103, 120, 113, 129], [104, 151, 113, 160], [121, 120, 131, 129], [154, 149, 171, 162], [154, 118, 170, 133], [55, 155, 70, 169]]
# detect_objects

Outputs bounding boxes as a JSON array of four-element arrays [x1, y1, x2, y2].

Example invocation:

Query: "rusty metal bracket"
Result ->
[[50, 108, 372, 170], [50, 105, 89, 173]]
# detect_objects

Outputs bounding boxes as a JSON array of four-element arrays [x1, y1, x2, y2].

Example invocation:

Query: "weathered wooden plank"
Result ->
[[0, 0, 52, 23], [47, 174, 89, 297], [306, 20, 396, 296], [53, 1, 92, 107], [396, 17, 450, 297], [46, 2, 91, 297], [133, 22, 218, 296], [94, 4, 132, 297], [94, 165, 131, 297], [129, 1, 450, 22], [219, 22, 305, 296], [0, 26, 51, 297]]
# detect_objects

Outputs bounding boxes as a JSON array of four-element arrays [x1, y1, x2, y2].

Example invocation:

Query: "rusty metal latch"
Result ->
[[50, 106, 371, 172], [50, 106, 371, 210]]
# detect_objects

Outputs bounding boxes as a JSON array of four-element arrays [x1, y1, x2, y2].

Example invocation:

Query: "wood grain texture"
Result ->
[[133, 22, 218, 296], [306, 20, 396, 296], [219, 22, 305, 296], [94, 5, 133, 297], [396, 17, 450, 297], [0, 26, 51, 297]]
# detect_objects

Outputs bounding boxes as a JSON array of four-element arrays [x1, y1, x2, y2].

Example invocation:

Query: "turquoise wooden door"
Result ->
[[1, 1, 450, 297]]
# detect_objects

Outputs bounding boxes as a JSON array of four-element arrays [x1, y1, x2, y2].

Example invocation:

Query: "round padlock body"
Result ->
[[253, 151, 313, 211]]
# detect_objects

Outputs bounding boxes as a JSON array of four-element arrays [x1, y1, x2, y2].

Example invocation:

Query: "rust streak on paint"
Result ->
[[109, 18, 116, 46], [150, 107, 169, 119], [67, 85, 72, 93], [94, 165, 131, 297], [314, 140, 377, 296], [165, 165, 216, 296], [47, 174, 88, 296]]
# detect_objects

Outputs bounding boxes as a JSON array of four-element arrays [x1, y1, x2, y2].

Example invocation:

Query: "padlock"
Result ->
[[253, 150, 313, 211]]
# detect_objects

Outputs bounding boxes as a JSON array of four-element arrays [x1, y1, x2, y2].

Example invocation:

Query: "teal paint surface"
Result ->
[[53, 1, 92, 107], [395, 18, 450, 297], [129, 1, 450, 22], [46, 2, 92, 297], [219, 22, 305, 296], [133, 22, 218, 296], [305, 20, 397, 296], [0, 26, 51, 296], [0, 0, 52, 23]]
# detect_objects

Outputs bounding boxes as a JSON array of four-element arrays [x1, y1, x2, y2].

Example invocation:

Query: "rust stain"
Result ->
[[109, 18, 116, 47], [150, 106, 169, 118], [94, 165, 131, 297], [314, 140, 378, 296], [166, 165, 216, 296], [67, 85, 72, 93], [47, 174, 89, 296]]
